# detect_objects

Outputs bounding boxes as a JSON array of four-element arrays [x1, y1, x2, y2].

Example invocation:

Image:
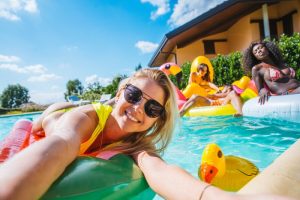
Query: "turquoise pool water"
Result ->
[[154, 116, 300, 199], [0, 113, 41, 141], [164, 116, 300, 175], [1, 114, 300, 199]]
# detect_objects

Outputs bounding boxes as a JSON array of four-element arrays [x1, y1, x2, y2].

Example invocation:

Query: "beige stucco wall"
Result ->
[[166, 0, 300, 65], [226, 16, 254, 53], [176, 40, 203, 66], [175, 32, 228, 65]]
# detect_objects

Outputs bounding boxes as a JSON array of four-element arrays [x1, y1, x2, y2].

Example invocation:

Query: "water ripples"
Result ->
[[163, 116, 300, 179]]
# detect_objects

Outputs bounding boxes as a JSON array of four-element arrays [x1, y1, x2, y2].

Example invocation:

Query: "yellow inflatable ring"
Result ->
[[182, 83, 208, 99], [232, 76, 250, 90], [191, 56, 214, 82], [185, 104, 236, 117], [199, 143, 259, 192]]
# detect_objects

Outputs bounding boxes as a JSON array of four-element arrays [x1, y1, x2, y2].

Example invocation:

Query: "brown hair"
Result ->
[[198, 63, 211, 82]]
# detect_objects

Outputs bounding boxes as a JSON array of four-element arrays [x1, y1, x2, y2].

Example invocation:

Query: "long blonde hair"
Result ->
[[111, 69, 178, 156]]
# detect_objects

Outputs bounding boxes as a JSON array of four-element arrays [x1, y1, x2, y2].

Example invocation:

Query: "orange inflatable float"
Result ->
[[232, 76, 258, 102]]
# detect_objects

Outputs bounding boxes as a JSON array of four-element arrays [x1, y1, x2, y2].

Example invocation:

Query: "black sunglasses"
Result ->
[[124, 84, 165, 118]]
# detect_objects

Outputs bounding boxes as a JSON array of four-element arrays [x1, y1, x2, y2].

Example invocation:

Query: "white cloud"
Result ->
[[24, 0, 38, 13], [0, 10, 20, 21], [0, 54, 61, 84], [85, 74, 98, 84], [135, 41, 159, 54], [24, 64, 47, 74], [0, 54, 21, 62], [98, 77, 112, 86], [141, 0, 170, 20], [168, 0, 225, 27], [0, 63, 26, 73], [28, 74, 62, 82], [0, 63, 47, 74], [30, 90, 65, 105], [0, 0, 38, 21], [85, 74, 112, 87]]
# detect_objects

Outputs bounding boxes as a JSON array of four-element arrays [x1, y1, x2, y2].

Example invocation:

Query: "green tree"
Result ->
[[64, 79, 84, 100], [135, 63, 142, 71], [1, 84, 30, 108], [103, 74, 128, 97], [81, 82, 103, 101], [276, 33, 300, 80]]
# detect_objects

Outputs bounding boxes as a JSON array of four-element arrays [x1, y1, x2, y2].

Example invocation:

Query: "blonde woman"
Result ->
[[0, 69, 293, 200]]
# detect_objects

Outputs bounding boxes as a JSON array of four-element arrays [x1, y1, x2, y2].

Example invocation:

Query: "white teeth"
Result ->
[[125, 110, 140, 123]]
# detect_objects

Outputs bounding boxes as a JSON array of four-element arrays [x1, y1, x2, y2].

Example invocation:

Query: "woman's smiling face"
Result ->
[[197, 64, 208, 76], [112, 77, 165, 135]]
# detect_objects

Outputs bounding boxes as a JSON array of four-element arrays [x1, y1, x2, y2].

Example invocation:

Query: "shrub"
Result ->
[[169, 61, 191, 90], [276, 33, 300, 80], [211, 52, 245, 86]]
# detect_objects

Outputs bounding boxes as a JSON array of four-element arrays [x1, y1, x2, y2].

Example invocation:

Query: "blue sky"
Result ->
[[0, 0, 225, 104]]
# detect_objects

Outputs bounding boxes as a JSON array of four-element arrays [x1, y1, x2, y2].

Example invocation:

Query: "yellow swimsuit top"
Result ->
[[191, 73, 209, 86], [79, 103, 112, 154]]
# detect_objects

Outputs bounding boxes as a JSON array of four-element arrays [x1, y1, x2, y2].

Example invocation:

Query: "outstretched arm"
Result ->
[[135, 151, 229, 200], [208, 82, 220, 92], [0, 109, 96, 200], [134, 151, 294, 200]]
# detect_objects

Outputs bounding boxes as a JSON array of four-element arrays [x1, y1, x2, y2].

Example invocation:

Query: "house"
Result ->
[[149, 0, 300, 67]]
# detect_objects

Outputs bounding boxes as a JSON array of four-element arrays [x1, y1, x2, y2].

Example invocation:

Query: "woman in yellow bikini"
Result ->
[[243, 41, 300, 104], [0, 69, 292, 200], [189, 63, 220, 93]]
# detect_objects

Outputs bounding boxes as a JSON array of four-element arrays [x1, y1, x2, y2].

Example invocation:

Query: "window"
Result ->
[[250, 10, 297, 39], [203, 39, 227, 55], [251, 19, 278, 40], [282, 14, 293, 36], [203, 40, 215, 54]]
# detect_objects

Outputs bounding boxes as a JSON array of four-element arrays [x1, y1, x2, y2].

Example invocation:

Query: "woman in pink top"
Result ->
[[243, 41, 300, 104]]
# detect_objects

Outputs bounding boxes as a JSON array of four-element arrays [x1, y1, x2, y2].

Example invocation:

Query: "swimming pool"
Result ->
[[154, 116, 300, 199], [1, 114, 300, 199], [0, 113, 41, 141]]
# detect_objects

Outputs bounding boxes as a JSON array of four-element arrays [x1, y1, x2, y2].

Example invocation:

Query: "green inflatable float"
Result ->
[[0, 119, 155, 200], [42, 154, 155, 200]]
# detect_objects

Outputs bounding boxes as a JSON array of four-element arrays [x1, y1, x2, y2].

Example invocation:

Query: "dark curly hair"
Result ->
[[243, 41, 285, 73], [198, 63, 211, 82]]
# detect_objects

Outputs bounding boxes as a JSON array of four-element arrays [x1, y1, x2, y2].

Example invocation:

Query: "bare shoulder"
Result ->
[[252, 63, 264, 71], [70, 104, 99, 124], [252, 64, 269, 76]]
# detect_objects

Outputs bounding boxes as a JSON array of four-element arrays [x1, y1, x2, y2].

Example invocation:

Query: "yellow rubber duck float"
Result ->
[[199, 143, 259, 192]]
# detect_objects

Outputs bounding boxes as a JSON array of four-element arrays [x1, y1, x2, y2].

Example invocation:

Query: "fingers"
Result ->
[[258, 94, 269, 105]]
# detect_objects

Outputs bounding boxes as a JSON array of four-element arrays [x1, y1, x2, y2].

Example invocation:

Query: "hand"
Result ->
[[258, 88, 270, 105], [31, 121, 44, 136]]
